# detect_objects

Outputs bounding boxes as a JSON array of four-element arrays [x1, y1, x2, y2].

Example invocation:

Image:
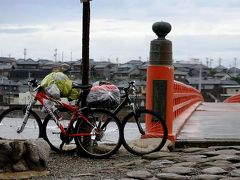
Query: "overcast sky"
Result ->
[[0, 0, 240, 67]]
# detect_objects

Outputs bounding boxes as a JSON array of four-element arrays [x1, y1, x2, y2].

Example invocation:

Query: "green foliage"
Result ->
[[231, 76, 240, 84], [209, 69, 217, 76]]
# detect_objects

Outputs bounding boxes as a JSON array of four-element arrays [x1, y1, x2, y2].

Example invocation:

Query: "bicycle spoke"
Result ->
[[122, 109, 168, 156], [0, 107, 41, 139], [75, 109, 122, 158], [42, 108, 77, 153]]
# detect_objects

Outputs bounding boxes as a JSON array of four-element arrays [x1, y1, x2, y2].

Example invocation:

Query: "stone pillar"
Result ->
[[145, 21, 174, 140]]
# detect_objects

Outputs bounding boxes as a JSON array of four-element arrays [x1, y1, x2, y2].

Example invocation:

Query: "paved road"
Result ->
[[4, 145, 240, 179], [176, 102, 240, 147]]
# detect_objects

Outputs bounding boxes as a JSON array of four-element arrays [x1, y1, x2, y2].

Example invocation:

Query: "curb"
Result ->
[[175, 139, 240, 148]]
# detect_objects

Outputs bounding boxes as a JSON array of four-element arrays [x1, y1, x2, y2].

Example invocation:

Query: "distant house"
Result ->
[[188, 64, 209, 77], [112, 60, 145, 80], [228, 67, 240, 74], [38, 59, 55, 70], [68, 59, 94, 79], [10, 59, 51, 81], [173, 62, 209, 77], [0, 57, 16, 66], [221, 85, 240, 96], [214, 72, 231, 80], [173, 62, 193, 71], [0, 78, 19, 104], [0, 64, 13, 77], [69, 61, 81, 79], [214, 65, 228, 73], [138, 62, 148, 78], [186, 77, 238, 90], [124, 60, 143, 66], [113, 64, 140, 80], [174, 70, 188, 83], [92, 61, 117, 80], [0, 57, 16, 77]]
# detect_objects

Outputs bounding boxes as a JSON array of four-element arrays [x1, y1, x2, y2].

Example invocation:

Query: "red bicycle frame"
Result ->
[[22, 88, 95, 138]]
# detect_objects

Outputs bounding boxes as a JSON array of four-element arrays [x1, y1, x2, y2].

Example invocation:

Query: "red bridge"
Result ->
[[150, 79, 240, 146], [145, 21, 240, 146]]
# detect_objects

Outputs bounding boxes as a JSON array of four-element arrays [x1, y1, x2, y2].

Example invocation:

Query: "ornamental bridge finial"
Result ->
[[152, 21, 171, 39]]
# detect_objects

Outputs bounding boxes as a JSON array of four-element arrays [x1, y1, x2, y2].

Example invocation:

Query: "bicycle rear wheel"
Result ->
[[0, 107, 42, 139], [122, 109, 168, 156], [42, 108, 77, 153], [75, 108, 122, 158]]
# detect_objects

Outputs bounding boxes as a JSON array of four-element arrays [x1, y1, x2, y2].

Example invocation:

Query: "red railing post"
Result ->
[[172, 81, 204, 139]]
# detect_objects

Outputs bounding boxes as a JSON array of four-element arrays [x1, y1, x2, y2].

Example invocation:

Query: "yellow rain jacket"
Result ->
[[41, 72, 79, 100]]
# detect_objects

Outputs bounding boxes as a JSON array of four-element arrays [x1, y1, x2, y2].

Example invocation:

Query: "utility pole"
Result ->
[[234, 57, 237, 74], [54, 49, 58, 62], [198, 62, 202, 92], [80, 0, 91, 85], [218, 58, 222, 66], [24, 48, 27, 60]]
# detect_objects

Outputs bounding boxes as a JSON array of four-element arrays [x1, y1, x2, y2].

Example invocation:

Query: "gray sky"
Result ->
[[0, 0, 240, 67]]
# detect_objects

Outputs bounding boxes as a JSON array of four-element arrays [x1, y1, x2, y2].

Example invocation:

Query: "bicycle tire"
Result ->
[[42, 107, 77, 153], [0, 106, 42, 139], [122, 109, 168, 156], [75, 108, 122, 158]]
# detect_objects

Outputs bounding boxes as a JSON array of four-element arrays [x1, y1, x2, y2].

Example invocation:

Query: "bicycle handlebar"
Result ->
[[128, 81, 136, 87], [126, 81, 136, 92], [28, 79, 41, 92], [121, 81, 137, 99]]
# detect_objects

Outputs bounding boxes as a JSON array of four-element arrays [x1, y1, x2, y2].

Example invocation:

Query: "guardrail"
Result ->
[[173, 80, 204, 119], [223, 94, 240, 103]]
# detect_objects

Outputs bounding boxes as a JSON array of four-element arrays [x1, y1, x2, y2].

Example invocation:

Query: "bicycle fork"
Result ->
[[131, 103, 145, 135], [17, 98, 36, 133]]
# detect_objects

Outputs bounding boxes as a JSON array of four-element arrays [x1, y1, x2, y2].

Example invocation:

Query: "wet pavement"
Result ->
[[36, 145, 240, 179], [4, 145, 240, 180], [176, 102, 240, 147], [123, 146, 240, 180]]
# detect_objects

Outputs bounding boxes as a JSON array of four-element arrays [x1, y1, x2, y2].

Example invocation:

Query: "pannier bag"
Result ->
[[41, 72, 80, 100], [86, 84, 120, 108]]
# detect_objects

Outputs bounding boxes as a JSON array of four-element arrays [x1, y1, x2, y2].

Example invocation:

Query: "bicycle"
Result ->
[[113, 81, 168, 156], [0, 79, 122, 158]]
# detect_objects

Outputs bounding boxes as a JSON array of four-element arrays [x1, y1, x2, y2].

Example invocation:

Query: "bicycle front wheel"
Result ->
[[42, 108, 77, 153], [122, 109, 168, 156], [75, 108, 122, 158], [0, 107, 42, 139]]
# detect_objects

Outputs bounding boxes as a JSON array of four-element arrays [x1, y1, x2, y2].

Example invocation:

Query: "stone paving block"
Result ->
[[161, 167, 195, 175], [230, 169, 240, 177], [194, 174, 226, 180], [145, 159, 174, 169], [126, 170, 153, 179], [156, 172, 190, 180], [201, 167, 227, 175]]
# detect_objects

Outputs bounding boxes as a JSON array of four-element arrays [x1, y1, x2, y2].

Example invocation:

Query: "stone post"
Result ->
[[145, 21, 174, 140]]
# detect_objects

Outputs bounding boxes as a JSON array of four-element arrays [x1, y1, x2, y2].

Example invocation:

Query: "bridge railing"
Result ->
[[223, 94, 240, 103], [173, 80, 204, 119]]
